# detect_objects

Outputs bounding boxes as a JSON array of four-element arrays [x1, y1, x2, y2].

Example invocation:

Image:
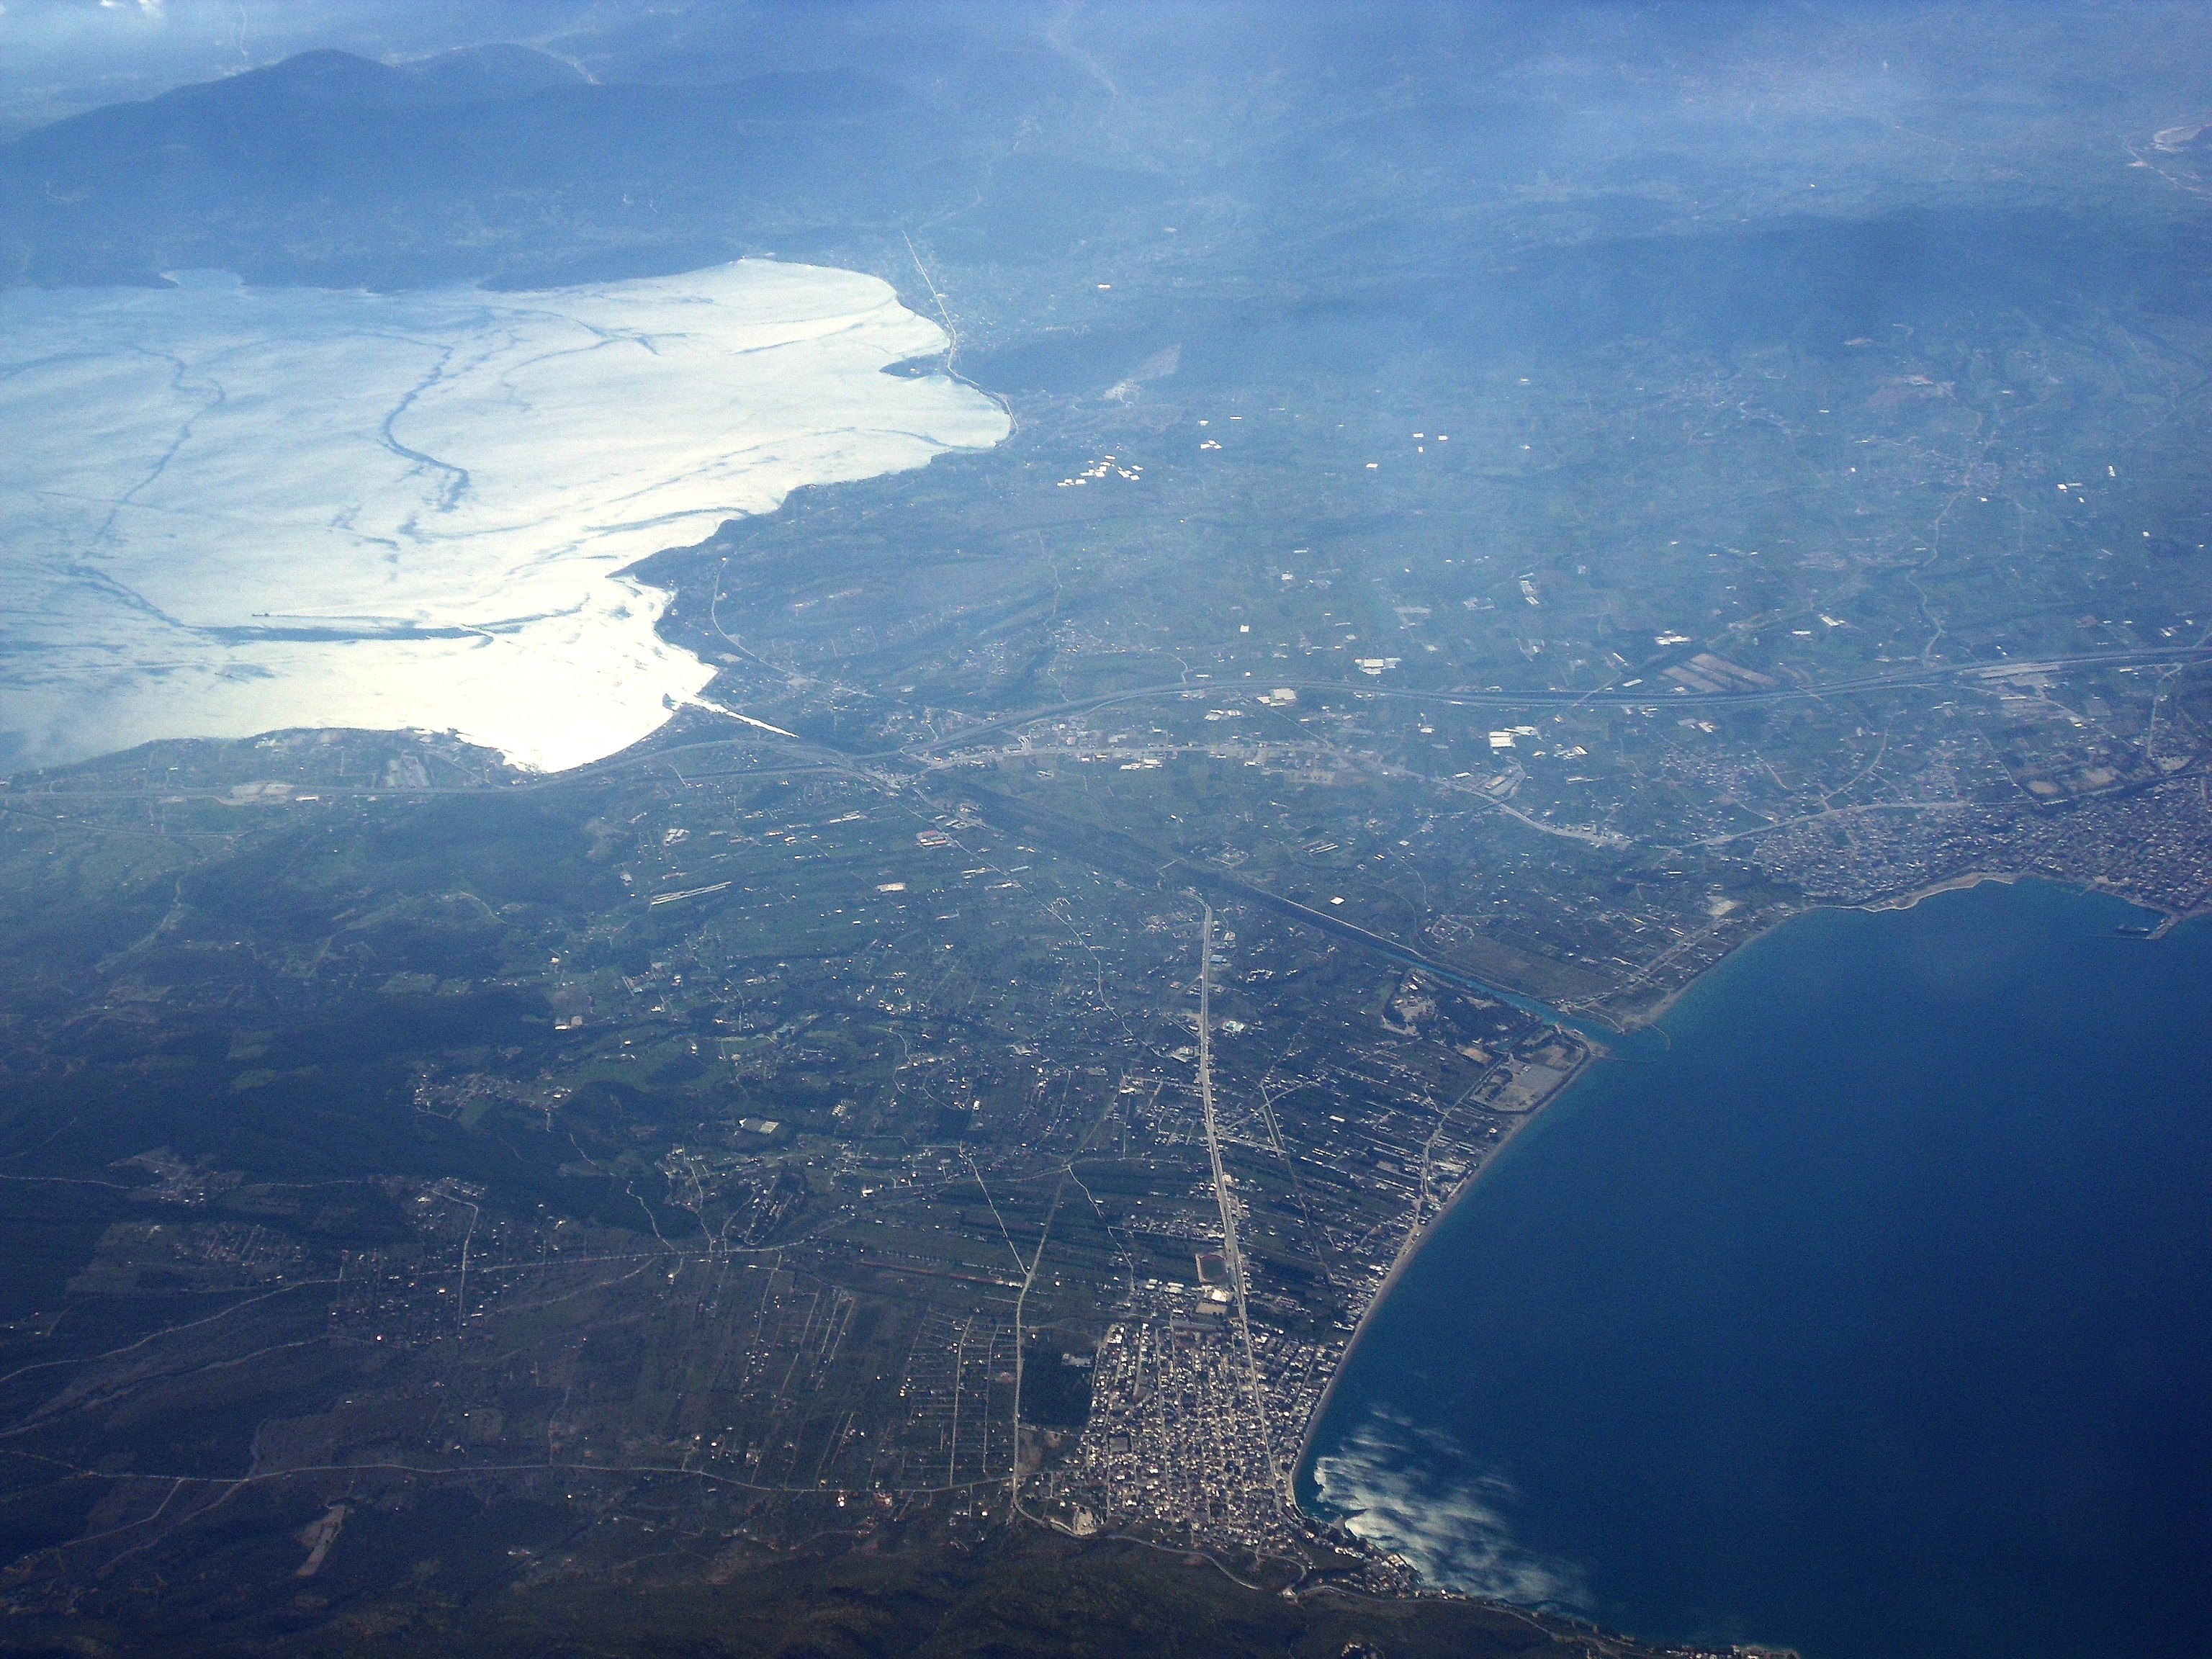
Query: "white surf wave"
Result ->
[[1309, 1406, 1589, 1609], [0, 260, 1009, 772]]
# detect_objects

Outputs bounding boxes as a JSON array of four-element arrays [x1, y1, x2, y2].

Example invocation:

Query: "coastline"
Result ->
[[1593, 864, 2191, 1054], [1280, 875, 2212, 1658], [1290, 1045, 1586, 1501], [1862, 868, 2198, 938], [1291, 919, 1745, 1509], [1602, 904, 1801, 1038], [1295, 901, 1817, 1509], [1859, 868, 2027, 914], [1289, 864, 2192, 1520], [1292, 907, 1794, 1493], [1292, 863, 2185, 1530]]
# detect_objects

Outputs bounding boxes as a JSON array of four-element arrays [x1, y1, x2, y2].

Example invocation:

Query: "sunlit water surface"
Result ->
[[0, 260, 1007, 771]]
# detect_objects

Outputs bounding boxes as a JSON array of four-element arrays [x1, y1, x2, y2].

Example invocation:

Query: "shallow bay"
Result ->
[[1303, 880, 2212, 1659], [0, 260, 1007, 773]]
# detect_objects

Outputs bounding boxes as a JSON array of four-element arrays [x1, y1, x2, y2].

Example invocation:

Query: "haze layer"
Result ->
[[0, 260, 1009, 771]]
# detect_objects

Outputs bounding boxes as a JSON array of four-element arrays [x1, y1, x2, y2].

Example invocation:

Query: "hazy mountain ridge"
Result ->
[[0, 46, 937, 289], [9, 1, 2211, 297]]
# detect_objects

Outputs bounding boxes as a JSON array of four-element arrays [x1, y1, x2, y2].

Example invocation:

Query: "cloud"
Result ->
[[1309, 1406, 1588, 1609]]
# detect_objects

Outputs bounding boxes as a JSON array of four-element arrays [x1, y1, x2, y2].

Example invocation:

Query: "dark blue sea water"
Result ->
[[1300, 880, 2212, 1659]]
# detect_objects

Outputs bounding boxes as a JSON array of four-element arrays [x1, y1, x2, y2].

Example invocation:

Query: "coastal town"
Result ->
[[3, 536, 2206, 1609]]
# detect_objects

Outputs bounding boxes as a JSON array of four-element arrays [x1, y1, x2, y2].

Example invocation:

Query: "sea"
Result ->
[[1301, 878, 2212, 1659]]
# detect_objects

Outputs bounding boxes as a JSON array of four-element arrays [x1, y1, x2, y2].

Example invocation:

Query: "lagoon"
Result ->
[[1303, 880, 2212, 1659]]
